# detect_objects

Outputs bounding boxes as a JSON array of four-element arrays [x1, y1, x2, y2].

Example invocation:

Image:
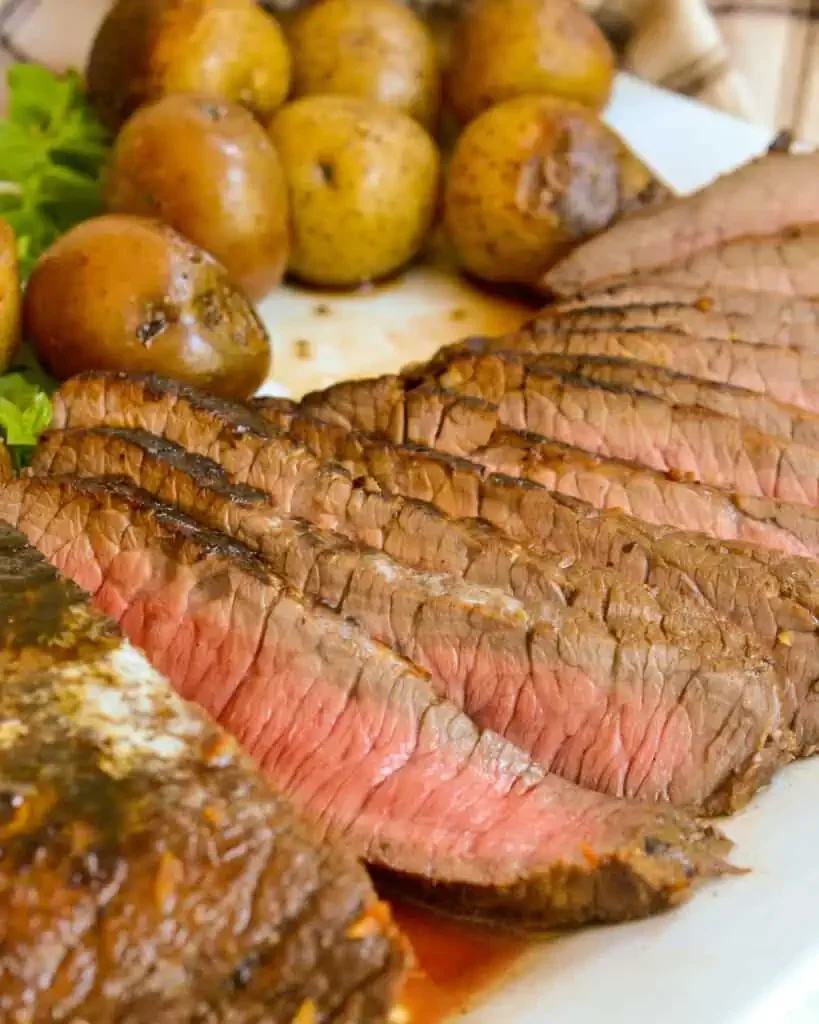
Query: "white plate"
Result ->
[[258, 76, 819, 1024]]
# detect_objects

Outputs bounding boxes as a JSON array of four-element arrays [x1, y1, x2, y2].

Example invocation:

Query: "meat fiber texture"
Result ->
[[31, 424, 784, 815], [0, 474, 736, 930], [0, 523, 405, 1023], [542, 152, 819, 296], [301, 367, 819, 506]]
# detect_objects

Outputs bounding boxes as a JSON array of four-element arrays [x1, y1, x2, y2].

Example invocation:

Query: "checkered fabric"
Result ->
[[1, 0, 816, 140]]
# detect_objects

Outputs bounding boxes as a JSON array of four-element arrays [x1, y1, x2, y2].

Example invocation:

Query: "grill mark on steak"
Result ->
[[30, 426, 785, 811], [0, 477, 736, 929], [0, 524, 405, 1022], [430, 350, 819, 450], [542, 153, 819, 295], [301, 366, 819, 506]]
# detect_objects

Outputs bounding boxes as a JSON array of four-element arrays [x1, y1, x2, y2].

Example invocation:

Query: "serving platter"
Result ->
[[257, 75, 819, 1024]]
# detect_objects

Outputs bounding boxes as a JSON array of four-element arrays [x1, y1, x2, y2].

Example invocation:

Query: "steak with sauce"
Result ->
[[0, 476, 735, 928], [542, 153, 819, 295], [0, 522, 405, 1022], [300, 368, 819, 504], [30, 426, 784, 811]]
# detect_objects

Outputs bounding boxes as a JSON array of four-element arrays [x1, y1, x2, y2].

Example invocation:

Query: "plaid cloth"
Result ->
[[0, 0, 815, 140]]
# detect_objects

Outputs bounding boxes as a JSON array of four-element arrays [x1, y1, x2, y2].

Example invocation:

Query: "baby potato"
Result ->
[[87, 0, 292, 130], [0, 219, 21, 375], [104, 95, 290, 300], [289, 0, 440, 127], [443, 95, 622, 286], [269, 96, 440, 287], [23, 216, 270, 399], [447, 0, 614, 125]]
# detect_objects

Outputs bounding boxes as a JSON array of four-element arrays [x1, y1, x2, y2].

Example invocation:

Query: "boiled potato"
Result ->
[[23, 216, 270, 399], [447, 0, 614, 124], [269, 96, 439, 287], [289, 0, 440, 127], [443, 95, 622, 285], [104, 95, 290, 300], [0, 219, 21, 375], [87, 0, 292, 130]]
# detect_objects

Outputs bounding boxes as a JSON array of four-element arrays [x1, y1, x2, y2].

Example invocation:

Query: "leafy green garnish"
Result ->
[[0, 345, 55, 469], [0, 64, 110, 279]]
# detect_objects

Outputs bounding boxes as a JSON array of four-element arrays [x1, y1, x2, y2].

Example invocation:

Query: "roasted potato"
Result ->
[[288, 0, 440, 127], [447, 0, 614, 124], [443, 95, 623, 285], [104, 95, 290, 300], [24, 216, 270, 399], [269, 96, 440, 287], [87, 0, 292, 130], [0, 219, 21, 375]]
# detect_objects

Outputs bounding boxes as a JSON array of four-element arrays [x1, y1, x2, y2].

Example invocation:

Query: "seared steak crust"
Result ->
[[0, 477, 735, 929], [31, 425, 783, 811], [0, 524, 405, 1023], [542, 153, 819, 295]]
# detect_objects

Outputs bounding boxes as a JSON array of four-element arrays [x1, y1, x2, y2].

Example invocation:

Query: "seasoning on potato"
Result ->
[[0, 220, 21, 375], [288, 0, 440, 127], [269, 95, 440, 287], [104, 95, 290, 301], [443, 95, 624, 286], [87, 0, 292, 131], [23, 216, 271, 400], [447, 0, 615, 125]]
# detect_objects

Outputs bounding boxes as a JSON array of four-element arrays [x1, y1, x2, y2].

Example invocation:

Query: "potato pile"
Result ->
[[22, 0, 662, 396]]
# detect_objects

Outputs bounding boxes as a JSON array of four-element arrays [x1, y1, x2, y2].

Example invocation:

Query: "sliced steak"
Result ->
[[542, 152, 819, 295], [0, 476, 735, 929], [301, 368, 819, 505], [460, 352, 819, 450], [31, 426, 782, 811], [0, 523, 405, 1023], [535, 287, 819, 352], [429, 324, 819, 413]]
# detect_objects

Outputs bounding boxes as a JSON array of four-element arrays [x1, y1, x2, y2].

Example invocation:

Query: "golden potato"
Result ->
[[615, 141, 672, 215], [104, 95, 290, 300], [86, 0, 292, 130], [447, 0, 614, 124], [269, 96, 440, 287], [288, 0, 440, 127], [23, 216, 270, 399], [443, 95, 622, 285], [0, 219, 21, 375]]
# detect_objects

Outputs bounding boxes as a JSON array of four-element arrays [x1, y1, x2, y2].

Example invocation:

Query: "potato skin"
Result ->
[[87, 0, 292, 130], [23, 216, 271, 399], [0, 219, 21, 375], [104, 95, 290, 300], [443, 95, 622, 285], [269, 96, 440, 287], [289, 0, 440, 127], [447, 0, 614, 124]]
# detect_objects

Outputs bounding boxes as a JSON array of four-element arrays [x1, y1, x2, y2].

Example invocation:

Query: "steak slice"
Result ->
[[429, 324, 819, 413], [456, 351, 819, 450], [536, 288, 819, 352], [542, 152, 819, 295], [0, 476, 735, 929], [0, 523, 405, 1023], [31, 427, 782, 811], [300, 368, 819, 505]]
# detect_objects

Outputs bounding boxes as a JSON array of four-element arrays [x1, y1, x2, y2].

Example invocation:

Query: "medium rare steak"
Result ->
[[537, 285, 819, 352], [430, 324, 819, 413], [301, 368, 819, 505], [31, 426, 783, 811], [0, 476, 735, 928], [451, 352, 819, 450], [542, 153, 819, 295], [0, 523, 405, 1022]]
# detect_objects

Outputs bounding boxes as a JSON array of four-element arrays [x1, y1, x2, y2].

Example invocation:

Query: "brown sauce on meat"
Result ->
[[393, 903, 530, 1023]]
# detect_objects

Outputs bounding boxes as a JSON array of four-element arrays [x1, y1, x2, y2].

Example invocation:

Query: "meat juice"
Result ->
[[393, 903, 530, 1023]]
